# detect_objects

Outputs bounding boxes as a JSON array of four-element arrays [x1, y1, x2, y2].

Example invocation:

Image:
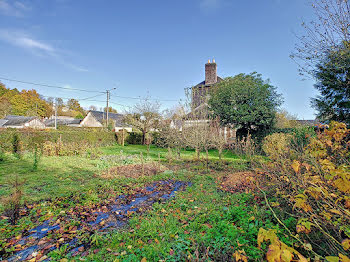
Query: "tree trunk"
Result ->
[[195, 148, 200, 161], [142, 131, 146, 145], [205, 148, 209, 173]]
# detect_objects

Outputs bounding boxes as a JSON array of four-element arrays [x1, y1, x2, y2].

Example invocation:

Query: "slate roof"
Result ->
[[89, 111, 130, 127], [44, 118, 82, 127], [296, 120, 320, 126], [0, 119, 8, 127], [3, 115, 37, 126], [193, 76, 224, 88]]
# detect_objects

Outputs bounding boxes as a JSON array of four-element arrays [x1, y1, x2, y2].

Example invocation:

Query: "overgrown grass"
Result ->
[[101, 145, 242, 162], [77, 171, 294, 261], [0, 145, 292, 261]]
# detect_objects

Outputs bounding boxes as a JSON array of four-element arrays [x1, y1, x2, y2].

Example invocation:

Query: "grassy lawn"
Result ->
[[0, 145, 293, 261], [101, 144, 243, 162]]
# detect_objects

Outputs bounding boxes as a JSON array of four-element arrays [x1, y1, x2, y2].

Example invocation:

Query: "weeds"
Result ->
[[12, 133, 21, 159], [1, 175, 24, 225]]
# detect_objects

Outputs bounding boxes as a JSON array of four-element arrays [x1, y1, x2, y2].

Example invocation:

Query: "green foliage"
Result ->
[[11, 133, 21, 158], [32, 146, 41, 171], [86, 176, 288, 261], [209, 72, 283, 135], [311, 44, 350, 125], [126, 131, 143, 145], [0, 146, 5, 162], [0, 128, 116, 152]]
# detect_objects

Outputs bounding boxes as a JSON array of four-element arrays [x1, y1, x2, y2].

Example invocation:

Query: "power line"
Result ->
[[111, 94, 179, 102], [79, 93, 106, 101], [0, 76, 104, 94], [1, 76, 184, 103]]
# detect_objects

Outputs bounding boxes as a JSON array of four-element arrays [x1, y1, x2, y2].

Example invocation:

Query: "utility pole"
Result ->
[[106, 90, 110, 127], [106, 87, 117, 128], [54, 100, 57, 130]]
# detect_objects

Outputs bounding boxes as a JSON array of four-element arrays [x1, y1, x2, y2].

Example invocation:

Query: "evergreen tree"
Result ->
[[312, 44, 350, 125]]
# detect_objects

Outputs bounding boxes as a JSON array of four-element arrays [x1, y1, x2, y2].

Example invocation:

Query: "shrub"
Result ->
[[260, 122, 350, 259], [0, 146, 5, 162], [0, 128, 117, 152], [126, 132, 143, 145], [262, 133, 293, 161], [11, 132, 21, 158], [42, 140, 91, 156], [116, 129, 129, 146], [1, 175, 24, 225], [229, 135, 256, 156]]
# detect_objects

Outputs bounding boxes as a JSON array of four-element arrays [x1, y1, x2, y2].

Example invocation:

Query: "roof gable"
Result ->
[[4, 115, 37, 126], [88, 111, 130, 127]]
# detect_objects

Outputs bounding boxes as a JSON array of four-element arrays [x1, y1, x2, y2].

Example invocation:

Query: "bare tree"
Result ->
[[291, 0, 350, 76], [158, 108, 185, 160], [210, 119, 227, 160], [124, 99, 161, 145]]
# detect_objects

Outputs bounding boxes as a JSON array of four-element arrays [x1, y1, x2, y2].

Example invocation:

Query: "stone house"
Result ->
[[184, 60, 236, 140], [191, 59, 223, 110], [80, 110, 132, 132]]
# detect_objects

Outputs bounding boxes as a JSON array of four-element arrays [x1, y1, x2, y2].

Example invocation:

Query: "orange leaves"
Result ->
[[257, 228, 308, 262], [233, 250, 248, 262]]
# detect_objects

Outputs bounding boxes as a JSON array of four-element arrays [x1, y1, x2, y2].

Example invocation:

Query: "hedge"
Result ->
[[0, 128, 117, 152]]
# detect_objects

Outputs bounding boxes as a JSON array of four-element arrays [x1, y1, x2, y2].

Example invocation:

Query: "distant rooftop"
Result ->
[[3, 115, 37, 126]]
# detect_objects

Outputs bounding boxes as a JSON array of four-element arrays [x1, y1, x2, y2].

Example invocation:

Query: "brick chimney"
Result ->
[[205, 59, 217, 85]]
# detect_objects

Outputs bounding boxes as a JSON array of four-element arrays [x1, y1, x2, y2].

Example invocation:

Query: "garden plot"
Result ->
[[100, 162, 167, 179], [3, 180, 190, 261]]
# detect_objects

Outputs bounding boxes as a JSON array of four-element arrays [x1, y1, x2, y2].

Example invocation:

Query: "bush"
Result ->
[[0, 146, 5, 162], [0, 128, 116, 152], [126, 132, 143, 145], [12, 133, 21, 158], [42, 140, 91, 156], [260, 122, 350, 259], [262, 133, 293, 161]]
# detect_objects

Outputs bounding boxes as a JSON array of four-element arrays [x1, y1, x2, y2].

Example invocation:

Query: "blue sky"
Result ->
[[0, 0, 317, 119]]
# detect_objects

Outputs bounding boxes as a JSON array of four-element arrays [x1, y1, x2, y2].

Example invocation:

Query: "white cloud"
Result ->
[[0, 29, 88, 72], [0, 30, 55, 53], [0, 0, 30, 17]]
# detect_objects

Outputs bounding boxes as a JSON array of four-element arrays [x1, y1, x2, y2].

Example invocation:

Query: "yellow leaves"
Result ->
[[339, 253, 350, 262], [291, 160, 301, 173], [293, 194, 312, 212], [342, 239, 350, 251], [141, 257, 147, 262], [258, 228, 308, 262], [334, 173, 350, 194], [233, 250, 248, 262], [326, 254, 350, 262]]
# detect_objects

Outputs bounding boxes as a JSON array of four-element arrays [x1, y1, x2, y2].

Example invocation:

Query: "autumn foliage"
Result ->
[[261, 122, 350, 260]]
